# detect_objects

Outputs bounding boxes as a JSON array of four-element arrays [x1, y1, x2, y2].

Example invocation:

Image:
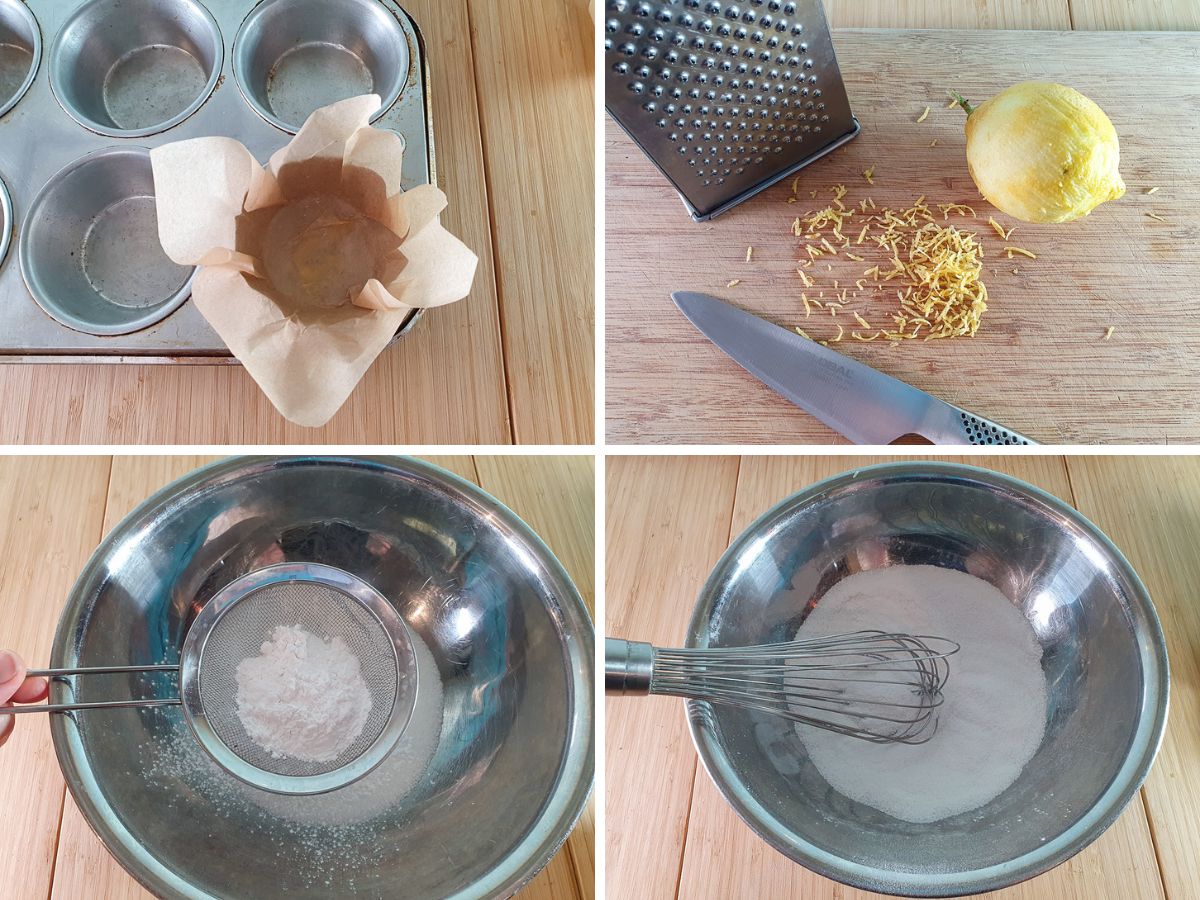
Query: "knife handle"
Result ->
[[954, 409, 1036, 445]]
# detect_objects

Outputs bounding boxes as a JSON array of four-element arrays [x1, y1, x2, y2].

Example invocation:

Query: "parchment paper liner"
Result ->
[[152, 94, 477, 427]]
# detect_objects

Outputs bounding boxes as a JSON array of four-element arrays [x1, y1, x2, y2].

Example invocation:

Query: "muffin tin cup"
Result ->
[[0, 0, 432, 361], [0, 175, 11, 271], [50, 0, 223, 138], [19, 147, 195, 336], [0, 0, 41, 118], [233, 0, 410, 134]]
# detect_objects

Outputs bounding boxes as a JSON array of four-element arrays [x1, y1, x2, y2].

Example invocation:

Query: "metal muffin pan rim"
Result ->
[[0, 0, 42, 119], [47, 0, 226, 139], [231, 0, 412, 136], [18, 145, 198, 337]]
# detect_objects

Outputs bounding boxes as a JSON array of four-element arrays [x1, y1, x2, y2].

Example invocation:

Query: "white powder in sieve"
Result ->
[[235, 625, 372, 762], [794, 565, 1047, 823]]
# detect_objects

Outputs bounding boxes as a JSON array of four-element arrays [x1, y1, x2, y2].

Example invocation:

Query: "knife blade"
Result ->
[[673, 291, 1034, 445]]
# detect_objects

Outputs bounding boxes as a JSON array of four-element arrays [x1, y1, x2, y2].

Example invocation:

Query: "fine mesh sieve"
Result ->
[[604, 0, 860, 221], [180, 563, 418, 793], [20, 563, 418, 795]]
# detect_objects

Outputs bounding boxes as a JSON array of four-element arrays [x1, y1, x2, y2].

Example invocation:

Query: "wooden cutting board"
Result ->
[[606, 30, 1200, 445]]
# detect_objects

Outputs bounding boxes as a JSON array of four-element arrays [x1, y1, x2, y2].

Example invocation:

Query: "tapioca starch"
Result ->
[[235, 625, 372, 762], [794, 565, 1047, 823]]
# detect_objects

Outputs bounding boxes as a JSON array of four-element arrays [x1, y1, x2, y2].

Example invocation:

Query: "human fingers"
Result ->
[[0, 650, 26, 704], [11, 676, 48, 704]]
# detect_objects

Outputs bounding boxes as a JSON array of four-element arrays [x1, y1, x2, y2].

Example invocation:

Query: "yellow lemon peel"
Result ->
[[952, 83, 1125, 224]]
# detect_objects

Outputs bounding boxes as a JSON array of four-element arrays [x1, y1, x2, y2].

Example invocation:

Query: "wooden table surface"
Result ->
[[0, 455, 594, 900], [0, 0, 594, 446], [606, 454, 1200, 900], [606, 13, 1200, 446]]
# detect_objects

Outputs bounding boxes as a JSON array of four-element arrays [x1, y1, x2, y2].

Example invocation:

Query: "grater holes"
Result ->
[[608, 0, 851, 195]]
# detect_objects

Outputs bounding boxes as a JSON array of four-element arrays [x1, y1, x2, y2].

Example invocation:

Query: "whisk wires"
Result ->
[[650, 630, 959, 744]]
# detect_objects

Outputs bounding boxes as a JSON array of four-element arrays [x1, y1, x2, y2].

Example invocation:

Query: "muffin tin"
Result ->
[[0, 0, 433, 362]]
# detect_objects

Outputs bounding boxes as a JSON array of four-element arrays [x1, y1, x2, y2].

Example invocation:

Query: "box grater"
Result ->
[[604, 0, 859, 221]]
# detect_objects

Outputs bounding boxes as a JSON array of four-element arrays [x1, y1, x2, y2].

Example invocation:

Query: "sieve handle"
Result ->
[[3, 664, 182, 715], [28, 664, 179, 677], [605, 638, 655, 695], [4, 699, 182, 714]]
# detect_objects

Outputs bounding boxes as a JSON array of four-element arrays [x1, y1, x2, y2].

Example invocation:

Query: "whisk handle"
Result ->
[[605, 638, 654, 695]]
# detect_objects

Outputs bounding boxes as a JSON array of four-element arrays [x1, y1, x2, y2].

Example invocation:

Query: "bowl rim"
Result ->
[[48, 455, 595, 900], [684, 460, 1170, 898]]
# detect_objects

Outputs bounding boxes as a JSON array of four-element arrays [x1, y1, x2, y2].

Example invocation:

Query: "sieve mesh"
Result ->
[[196, 581, 400, 778]]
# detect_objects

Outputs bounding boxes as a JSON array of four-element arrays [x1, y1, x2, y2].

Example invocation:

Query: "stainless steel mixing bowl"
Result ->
[[684, 462, 1168, 897], [49, 456, 594, 900]]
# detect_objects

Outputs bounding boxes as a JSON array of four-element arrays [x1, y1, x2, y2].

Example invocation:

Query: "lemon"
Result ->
[[953, 82, 1125, 224]]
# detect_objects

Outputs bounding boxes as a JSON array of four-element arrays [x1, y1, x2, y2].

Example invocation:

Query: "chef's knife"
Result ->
[[673, 291, 1035, 445]]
